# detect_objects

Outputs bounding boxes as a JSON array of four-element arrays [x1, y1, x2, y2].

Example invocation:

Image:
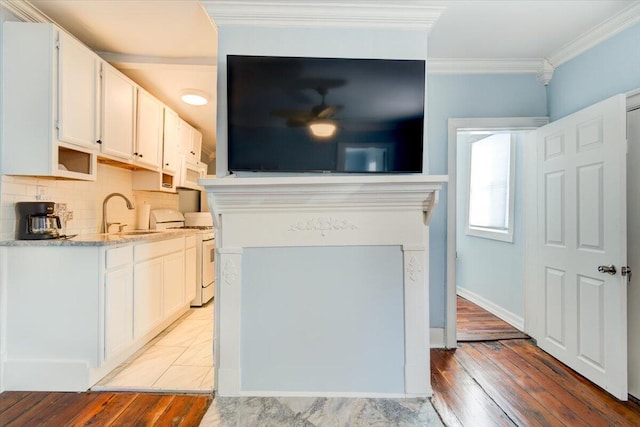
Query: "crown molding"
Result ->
[[547, 1, 640, 67], [97, 52, 217, 72], [1, 0, 51, 23], [201, 0, 444, 30], [428, 58, 543, 74]]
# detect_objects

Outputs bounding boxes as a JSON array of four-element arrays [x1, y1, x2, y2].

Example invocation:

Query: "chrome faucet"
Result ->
[[102, 193, 135, 233]]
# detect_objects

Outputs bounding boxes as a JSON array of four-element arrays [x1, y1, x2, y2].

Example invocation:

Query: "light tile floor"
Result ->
[[94, 300, 214, 393]]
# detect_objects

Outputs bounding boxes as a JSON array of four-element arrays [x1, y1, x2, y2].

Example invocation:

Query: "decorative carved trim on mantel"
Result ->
[[222, 259, 238, 286], [289, 217, 358, 237], [406, 256, 422, 282]]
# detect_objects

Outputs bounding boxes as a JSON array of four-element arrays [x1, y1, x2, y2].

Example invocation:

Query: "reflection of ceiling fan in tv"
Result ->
[[271, 79, 345, 139]]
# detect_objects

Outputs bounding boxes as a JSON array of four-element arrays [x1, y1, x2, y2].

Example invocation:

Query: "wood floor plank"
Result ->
[[153, 394, 210, 427], [454, 343, 564, 427], [66, 392, 122, 426], [456, 296, 528, 342], [0, 391, 30, 415], [431, 349, 515, 427], [5, 392, 82, 427], [503, 340, 640, 425], [473, 341, 601, 427], [81, 392, 139, 426], [0, 392, 46, 425], [493, 341, 612, 427]]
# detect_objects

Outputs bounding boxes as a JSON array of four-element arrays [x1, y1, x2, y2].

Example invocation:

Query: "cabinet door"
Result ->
[[185, 245, 197, 304], [190, 128, 203, 163], [136, 89, 163, 169], [104, 266, 133, 361], [101, 63, 135, 160], [163, 250, 185, 316], [163, 108, 180, 173], [133, 257, 163, 339], [58, 31, 99, 149], [178, 118, 193, 157]]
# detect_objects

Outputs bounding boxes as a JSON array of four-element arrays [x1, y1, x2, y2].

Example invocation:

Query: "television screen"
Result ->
[[227, 55, 425, 174]]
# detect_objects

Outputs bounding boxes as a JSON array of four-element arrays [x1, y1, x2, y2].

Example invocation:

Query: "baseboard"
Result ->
[[236, 391, 413, 398], [3, 359, 90, 391], [430, 327, 445, 348], [457, 287, 524, 331]]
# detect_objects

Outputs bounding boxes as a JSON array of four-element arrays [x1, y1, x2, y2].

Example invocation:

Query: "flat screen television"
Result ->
[[227, 55, 425, 174]]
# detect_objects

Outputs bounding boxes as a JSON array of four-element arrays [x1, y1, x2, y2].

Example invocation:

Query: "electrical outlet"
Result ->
[[56, 203, 67, 212], [36, 185, 48, 200], [67, 211, 74, 220]]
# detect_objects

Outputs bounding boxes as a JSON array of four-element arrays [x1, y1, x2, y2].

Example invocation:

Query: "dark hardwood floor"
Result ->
[[0, 391, 211, 426], [433, 297, 640, 426], [457, 295, 529, 341]]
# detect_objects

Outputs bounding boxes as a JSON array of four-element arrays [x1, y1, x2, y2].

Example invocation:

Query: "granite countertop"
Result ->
[[0, 229, 198, 247]]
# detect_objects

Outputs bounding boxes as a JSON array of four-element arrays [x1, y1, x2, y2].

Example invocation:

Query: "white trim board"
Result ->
[[429, 328, 445, 349], [457, 287, 524, 332]]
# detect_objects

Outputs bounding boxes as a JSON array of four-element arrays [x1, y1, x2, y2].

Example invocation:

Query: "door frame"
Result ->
[[445, 117, 549, 348]]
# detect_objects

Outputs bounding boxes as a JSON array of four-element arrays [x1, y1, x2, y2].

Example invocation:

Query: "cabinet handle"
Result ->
[[165, 163, 170, 166], [133, 152, 138, 156], [139, 154, 143, 158], [190, 151, 195, 155], [96, 139, 102, 144]]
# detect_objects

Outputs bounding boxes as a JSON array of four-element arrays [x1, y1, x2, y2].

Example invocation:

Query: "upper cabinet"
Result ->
[[100, 62, 136, 161], [163, 108, 180, 174], [2, 22, 97, 180], [135, 89, 163, 170], [178, 119, 203, 164], [58, 31, 100, 150]]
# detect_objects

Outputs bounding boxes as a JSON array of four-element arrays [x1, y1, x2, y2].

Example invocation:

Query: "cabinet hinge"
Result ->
[[55, 40, 60, 49], [55, 121, 60, 130]]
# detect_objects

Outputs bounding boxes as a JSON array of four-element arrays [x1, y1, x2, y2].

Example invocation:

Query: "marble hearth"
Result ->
[[201, 175, 445, 397]]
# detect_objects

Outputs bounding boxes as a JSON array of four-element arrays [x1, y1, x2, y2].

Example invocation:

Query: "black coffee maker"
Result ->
[[15, 202, 61, 240]]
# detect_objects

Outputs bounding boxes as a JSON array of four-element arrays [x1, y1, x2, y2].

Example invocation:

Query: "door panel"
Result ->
[[535, 94, 627, 400]]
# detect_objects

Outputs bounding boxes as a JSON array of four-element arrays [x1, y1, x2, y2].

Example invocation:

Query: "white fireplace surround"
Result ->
[[202, 175, 446, 397]]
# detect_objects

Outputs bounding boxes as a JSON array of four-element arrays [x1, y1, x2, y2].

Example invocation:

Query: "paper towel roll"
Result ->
[[137, 203, 151, 230]]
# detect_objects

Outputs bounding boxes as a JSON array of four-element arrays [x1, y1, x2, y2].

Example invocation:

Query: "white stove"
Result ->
[[150, 209, 214, 306]]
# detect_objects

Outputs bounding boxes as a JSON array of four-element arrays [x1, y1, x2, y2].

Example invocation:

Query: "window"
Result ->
[[466, 133, 515, 242]]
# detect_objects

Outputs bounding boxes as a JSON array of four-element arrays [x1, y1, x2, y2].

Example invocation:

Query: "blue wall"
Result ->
[[548, 23, 640, 120], [426, 74, 547, 326], [455, 132, 525, 319]]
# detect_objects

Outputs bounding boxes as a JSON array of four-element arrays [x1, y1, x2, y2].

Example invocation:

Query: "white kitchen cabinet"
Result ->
[[163, 250, 186, 316], [100, 62, 136, 161], [135, 89, 163, 170], [178, 119, 203, 163], [2, 22, 97, 180], [133, 257, 164, 339], [163, 107, 180, 174], [58, 30, 100, 150], [185, 237, 197, 304], [104, 265, 134, 361], [0, 234, 191, 391]]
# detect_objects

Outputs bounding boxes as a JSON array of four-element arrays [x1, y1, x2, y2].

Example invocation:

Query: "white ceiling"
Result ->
[[22, 0, 640, 158]]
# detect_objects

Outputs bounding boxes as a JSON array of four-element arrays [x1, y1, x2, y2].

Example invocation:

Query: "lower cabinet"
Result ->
[[163, 250, 185, 316], [104, 266, 134, 361], [133, 257, 164, 339], [185, 237, 197, 303], [1, 234, 194, 392]]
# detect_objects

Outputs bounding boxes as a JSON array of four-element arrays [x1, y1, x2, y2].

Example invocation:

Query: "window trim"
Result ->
[[465, 133, 516, 243]]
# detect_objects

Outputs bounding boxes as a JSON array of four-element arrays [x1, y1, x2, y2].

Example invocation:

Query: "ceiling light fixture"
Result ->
[[308, 120, 337, 139], [181, 89, 209, 106]]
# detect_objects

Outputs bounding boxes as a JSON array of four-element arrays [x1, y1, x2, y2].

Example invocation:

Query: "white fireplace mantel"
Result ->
[[201, 174, 446, 397]]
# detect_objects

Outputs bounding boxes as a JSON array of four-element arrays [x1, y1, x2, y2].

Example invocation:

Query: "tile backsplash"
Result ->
[[0, 163, 179, 240]]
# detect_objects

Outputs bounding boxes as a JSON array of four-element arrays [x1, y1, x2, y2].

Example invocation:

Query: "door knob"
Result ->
[[597, 264, 617, 275]]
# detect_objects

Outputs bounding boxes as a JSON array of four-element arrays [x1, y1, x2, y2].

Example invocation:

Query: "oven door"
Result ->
[[202, 238, 215, 287]]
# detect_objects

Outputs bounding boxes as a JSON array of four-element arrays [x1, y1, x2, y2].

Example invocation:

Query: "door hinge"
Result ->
[[622, 266, 632, 283]]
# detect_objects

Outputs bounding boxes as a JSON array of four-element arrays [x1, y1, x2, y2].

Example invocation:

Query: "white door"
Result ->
[[534, 94, 628, 399]]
